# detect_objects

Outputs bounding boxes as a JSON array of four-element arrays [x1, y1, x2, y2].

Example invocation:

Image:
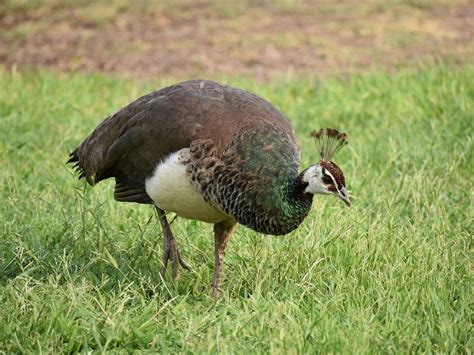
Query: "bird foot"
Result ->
[[159, 239, 190, 282]]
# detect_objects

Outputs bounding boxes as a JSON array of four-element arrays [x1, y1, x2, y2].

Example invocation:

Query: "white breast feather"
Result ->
[[145, 148, 228, 223]]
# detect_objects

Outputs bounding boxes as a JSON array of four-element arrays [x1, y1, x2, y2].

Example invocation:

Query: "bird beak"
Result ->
[[337, 186, 351, 207]]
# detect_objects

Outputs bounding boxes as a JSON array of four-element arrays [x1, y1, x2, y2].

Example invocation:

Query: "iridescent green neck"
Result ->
[[235, 172, 313, 235], [265, 174, 313, 235]]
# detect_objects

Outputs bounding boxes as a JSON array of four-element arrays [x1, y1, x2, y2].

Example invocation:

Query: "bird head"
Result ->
[[302, 128, 350, 207]]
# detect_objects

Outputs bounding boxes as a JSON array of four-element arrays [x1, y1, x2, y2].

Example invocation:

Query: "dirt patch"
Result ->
[[1, 0, 473, 79]]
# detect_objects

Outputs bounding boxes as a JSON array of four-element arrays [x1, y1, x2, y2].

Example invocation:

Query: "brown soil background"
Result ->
[[1, 0, 473, 79]]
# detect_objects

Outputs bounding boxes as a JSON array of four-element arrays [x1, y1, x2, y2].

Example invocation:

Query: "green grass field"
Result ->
[[0, 65, 472, 353]]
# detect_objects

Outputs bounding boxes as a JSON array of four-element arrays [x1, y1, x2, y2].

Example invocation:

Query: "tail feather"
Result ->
[[67, 150, 78, 164], [67, 149, 88, 181]]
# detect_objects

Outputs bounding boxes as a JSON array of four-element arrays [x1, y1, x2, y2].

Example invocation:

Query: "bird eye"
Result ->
[[322, 174, 332, 185]]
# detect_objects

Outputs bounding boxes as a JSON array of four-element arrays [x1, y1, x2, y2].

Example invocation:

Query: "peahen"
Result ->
[[68, 79, 350, 298]]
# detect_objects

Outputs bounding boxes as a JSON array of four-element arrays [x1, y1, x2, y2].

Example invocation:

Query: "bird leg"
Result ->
[[213, 219, 237, 299], [156, 207, 190, 281]]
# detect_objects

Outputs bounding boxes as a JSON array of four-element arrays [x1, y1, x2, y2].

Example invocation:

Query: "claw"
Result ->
[[178, 251, 191, 270], [157, 208, 190, 281]]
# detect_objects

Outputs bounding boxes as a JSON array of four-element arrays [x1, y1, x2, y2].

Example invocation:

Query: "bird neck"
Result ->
[[248, 171, 313, 236], [276, 172, 314, 233]]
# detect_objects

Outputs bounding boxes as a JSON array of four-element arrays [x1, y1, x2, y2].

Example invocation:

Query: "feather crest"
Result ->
[[310, 128, 348, 161]]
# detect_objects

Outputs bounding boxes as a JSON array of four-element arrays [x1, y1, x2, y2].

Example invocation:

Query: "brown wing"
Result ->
[[68, 80, 298, 204]]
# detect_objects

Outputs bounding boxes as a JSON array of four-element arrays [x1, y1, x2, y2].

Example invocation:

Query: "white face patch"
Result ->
[[324, 170, 339, 192], [302, 164, 332, 195]]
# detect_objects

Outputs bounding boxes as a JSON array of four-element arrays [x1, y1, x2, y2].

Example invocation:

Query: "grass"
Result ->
[[0, 65, 472, 353]]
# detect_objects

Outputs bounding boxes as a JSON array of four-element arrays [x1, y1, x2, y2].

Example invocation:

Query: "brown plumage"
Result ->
[[320, 161, 345, 191], [68, 80, 297, 203], [68, 79, 350, 298]]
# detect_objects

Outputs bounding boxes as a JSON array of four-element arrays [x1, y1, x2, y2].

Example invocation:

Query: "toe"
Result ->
[[177, 251, 191, 270]]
